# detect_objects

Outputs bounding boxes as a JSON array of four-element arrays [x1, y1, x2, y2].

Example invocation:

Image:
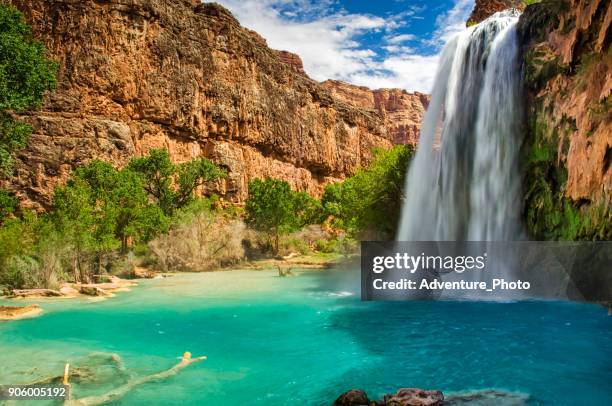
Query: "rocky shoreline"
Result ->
[[5, 275, 138, 300]]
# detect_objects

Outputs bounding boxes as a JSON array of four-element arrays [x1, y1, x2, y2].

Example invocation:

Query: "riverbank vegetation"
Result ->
[[0, 6, 416, 292], [0, 143, 413, 291]]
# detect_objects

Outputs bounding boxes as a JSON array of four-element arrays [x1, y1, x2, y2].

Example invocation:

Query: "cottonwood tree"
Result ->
[[245, 178, 321, 254], [53, 161, 167, 281], [128, 149, 225, 216]]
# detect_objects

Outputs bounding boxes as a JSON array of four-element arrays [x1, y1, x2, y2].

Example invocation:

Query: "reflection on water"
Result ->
[[0, 270, 610, 405]]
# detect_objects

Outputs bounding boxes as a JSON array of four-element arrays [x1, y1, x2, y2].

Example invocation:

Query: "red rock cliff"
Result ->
[[4, 0, 428, 209], [517, 0, 611, 239], [322, 80, 430, 146]]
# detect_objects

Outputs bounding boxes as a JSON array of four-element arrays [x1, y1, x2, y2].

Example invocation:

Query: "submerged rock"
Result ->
[[383, 388, 444, 406], [333, 388, 444, 406], [445, 389, 529, 405], [333, 389, 370, 405]]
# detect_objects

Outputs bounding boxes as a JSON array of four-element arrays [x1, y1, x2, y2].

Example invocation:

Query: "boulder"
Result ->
[[383, 388, 444, 406], [334, 388, 444, 406], [333, 389, 371, 406], [79, 286, 112, 297]]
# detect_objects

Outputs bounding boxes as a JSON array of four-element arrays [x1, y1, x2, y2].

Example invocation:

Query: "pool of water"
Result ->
[[1, 269, 610, 405]]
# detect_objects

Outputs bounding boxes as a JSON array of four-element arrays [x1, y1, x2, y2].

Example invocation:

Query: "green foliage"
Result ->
[[245, 178, 320, 253], [0, 5, 56, 175], [0, 212, 65, 289], [322, 145, 413, 238], [522, 114, 611, 240], [128, 149, 225, 215], [54, 160, 169, 256], [522, 0, 542, 5], [0, 188, 16, 222], [523, 48, 566, 92]]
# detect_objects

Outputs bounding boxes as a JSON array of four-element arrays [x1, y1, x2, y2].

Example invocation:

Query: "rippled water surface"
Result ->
[[1, 269, 610, 405]]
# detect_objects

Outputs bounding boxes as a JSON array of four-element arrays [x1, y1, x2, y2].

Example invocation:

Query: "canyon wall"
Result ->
[[517, 0, 611, 239], [469, 0, 610, 239], [3, 0, 428, 209], [322, 80, 429, 146]]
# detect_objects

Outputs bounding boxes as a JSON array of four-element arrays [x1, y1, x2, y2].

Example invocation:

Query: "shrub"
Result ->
[[0, 213, 69, 289], [148, 199, 246, 271]]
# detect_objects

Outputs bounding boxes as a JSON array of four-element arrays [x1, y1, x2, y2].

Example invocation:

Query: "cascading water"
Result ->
[[397, 10, 523, 242]]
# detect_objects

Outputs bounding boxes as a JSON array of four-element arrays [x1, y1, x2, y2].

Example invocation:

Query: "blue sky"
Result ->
[[215, 0, 475, 93]]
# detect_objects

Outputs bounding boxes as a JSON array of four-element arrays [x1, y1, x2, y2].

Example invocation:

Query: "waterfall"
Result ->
[[397, 10, 523, 242]]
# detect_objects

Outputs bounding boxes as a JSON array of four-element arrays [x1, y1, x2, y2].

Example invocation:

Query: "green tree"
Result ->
[[293, 190, 323, 227], [245, 178, 320, 254], [53, 178, 105, 282], [53, 160, 168, 280], [0, 5, 56, 175], [128, 149, 225, 215], [322, 145, 413, 238]]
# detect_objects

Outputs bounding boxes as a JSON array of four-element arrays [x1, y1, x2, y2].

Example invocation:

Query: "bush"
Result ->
[[0, 213, 69, 289], [279, 236, 311, 256], [148, 199, 246, 271]]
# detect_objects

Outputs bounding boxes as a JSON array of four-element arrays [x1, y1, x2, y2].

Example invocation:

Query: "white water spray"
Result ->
[[397, 10, 523, 242]]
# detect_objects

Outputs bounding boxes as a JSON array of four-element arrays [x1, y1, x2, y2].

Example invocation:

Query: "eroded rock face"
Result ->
[[322, 80, 430, 146], [467, 0, 525, 25], [274, 50, 307, 75], [518, 0, 611, 239], [4, 0, 428, 209]]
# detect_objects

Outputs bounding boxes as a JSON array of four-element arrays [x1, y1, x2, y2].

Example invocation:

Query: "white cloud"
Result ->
[[346, 54, 440, 92], [427, 0, 474, 47], [386, 34, 416, 44], [213, 0, 474, 93]]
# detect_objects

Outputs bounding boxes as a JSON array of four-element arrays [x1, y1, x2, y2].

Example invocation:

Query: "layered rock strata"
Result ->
[[4, 0, 428, 209]]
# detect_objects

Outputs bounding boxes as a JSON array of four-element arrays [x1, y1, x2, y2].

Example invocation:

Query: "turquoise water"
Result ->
[[1, 269, 610, 405]]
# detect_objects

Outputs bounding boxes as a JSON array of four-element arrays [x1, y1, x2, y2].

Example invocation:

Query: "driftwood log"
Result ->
[[64, 352, 206, 406]]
